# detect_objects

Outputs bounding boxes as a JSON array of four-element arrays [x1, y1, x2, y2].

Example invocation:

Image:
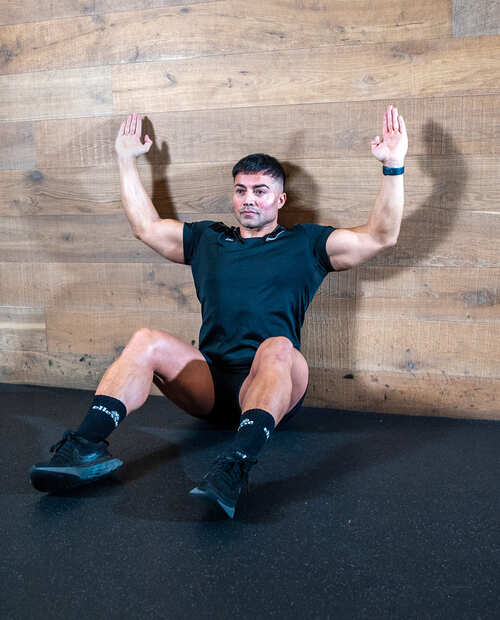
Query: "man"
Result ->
[[30, 106, 408, 518]]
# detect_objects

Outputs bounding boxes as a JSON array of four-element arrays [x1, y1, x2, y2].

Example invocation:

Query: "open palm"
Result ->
[[371, 105, 408, 168], [115, 112, 152, 159]]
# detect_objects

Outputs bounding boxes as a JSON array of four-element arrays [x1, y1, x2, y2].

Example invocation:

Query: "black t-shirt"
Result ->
[[183, 221, 335, 368]]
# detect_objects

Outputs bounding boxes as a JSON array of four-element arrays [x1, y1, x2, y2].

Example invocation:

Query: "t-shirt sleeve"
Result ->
[[298, 223, 336, 273], [182, 220, 214, 265]]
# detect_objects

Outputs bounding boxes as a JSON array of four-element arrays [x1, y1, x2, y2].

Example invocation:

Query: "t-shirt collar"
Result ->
[[231, 224, 286, 243]]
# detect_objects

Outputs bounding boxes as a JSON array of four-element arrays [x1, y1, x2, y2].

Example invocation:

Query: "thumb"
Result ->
[[144, 135, 152, 151]]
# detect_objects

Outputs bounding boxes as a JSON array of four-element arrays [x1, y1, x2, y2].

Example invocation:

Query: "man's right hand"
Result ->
[[115, 113, 153, 161]]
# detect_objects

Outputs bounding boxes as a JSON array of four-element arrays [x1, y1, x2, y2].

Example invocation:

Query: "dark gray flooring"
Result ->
[[1, 383, 499, 620]]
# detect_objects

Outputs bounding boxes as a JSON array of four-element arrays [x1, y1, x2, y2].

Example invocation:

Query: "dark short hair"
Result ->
[[232, 153, 286, 189]]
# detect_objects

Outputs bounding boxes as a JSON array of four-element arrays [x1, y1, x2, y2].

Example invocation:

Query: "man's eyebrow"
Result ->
[[234, 183, 271, 189]]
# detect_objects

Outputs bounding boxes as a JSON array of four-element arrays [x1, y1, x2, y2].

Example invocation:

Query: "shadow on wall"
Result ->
[[368, 120, 468, 277], [292, 120, 468, 415], [142, 116, 174, 219]]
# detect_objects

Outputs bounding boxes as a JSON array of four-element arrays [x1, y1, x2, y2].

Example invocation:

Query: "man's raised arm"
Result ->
[[115, 113, 185, 264], [326, 104, 408, 271]]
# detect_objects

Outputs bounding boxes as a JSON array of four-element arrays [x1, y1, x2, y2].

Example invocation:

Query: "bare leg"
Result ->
[[95, 328, 214, 417], [238, 337, 309, 425]]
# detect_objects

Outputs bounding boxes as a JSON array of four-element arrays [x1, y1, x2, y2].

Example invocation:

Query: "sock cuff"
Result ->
[[90, 394, 127, 428]]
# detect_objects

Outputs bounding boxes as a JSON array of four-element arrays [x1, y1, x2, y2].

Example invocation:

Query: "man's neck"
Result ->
[[238, 220, 280, 239]]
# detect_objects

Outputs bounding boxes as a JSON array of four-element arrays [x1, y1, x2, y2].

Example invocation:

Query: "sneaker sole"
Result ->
[[189, 485, 236, 519], [29, 458, 123, 493]]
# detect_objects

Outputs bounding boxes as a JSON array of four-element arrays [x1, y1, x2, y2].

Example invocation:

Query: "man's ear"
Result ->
[[278, 192, 287, 209]]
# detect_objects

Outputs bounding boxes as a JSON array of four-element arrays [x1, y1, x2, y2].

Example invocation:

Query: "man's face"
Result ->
[[232, 172, 286, 230]]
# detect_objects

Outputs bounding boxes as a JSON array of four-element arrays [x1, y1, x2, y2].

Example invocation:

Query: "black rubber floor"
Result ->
[[1, 383, 499, 620]]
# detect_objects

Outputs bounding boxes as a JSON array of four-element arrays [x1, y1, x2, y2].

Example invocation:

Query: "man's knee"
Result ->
[[123, 328, 170, 362], [256, 337, 294, 365]]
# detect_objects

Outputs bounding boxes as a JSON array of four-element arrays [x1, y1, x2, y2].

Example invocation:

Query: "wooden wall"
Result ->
[[0, 0, 499, 420]]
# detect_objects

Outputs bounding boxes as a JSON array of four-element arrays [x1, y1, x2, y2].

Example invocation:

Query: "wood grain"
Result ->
[[309, 266, 500, 324], [112, 37, 500, 115], [453, 0, 500, 37], [302, 317, 500, 377], [0, 261, 198, 311], [0, 0, 94, 26], [0, 307, 46, 351], [4, 155, 498, 218], [46, 310, 201, 353], [34, 95, 500, 171], [0, 1, 220, 26], [0, 206, 497, 266], [307, 368, 500, 420], [0, 0, 450, 75], [0, 122, 35, 170], [0, 67, 112, 122]]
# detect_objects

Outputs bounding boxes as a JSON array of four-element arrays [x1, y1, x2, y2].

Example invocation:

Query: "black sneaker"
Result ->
[[189, 451, 257, 518], [29, 431, 123, 493]]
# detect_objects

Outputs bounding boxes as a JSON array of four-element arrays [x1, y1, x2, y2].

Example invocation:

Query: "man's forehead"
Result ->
[[234, 172, 280, 187]]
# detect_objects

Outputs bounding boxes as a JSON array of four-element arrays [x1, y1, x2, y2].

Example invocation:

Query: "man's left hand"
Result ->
[[371, 105, 408, 168]]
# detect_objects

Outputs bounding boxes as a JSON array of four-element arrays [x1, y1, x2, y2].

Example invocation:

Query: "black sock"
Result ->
[[231, 409, 276, 460], [76, 395, 127, 442]]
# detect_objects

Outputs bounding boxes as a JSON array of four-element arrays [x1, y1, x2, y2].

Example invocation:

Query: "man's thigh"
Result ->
[[146, 330, 215, 417]]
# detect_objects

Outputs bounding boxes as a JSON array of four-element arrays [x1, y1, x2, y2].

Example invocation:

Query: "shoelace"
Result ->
[[49, 431, 108, 454], [209, 455, 257, 489]]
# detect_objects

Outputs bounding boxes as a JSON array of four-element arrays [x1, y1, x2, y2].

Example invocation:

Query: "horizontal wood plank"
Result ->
[[0, 205, 498, 266], [0, 350, 115, 390], [0, 1, 450, 75], [112, 37, 500, 115], [0, 0, 94, 26], [301, 317, 500, 378], [0, 1, 218, 26], [1, 262, 497, 323], [0, 66, 112, 122], [34, 95, 500, 171], [310, 266, 500, 324], [0, 307, 46, 351], [4, 155, 499, 218], [46, 310, 201, 353], [307, 368, 500, 420], [0, 262, 198, 311], [453, 0, 500, 37]]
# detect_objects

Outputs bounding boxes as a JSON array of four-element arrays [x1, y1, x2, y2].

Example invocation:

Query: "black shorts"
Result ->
[[206, 362, 307, 428]]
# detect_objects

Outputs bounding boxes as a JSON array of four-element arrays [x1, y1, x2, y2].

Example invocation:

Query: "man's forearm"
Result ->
[[118, 156, 160, 238], [367, 174, 404, 246]]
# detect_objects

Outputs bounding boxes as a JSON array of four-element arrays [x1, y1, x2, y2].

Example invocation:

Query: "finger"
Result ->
[[372, 135, 381, 145], [383, 110, 388, 135], [131, 112, 137, 135], [125, 114, 132, 134], [387, 105, 393, 132], [144, 135, 152, 151], [119, 120, 126, 136], [392, 106, 399, 132], [398, 114, 406, 135], [136, 115, 142, 139]]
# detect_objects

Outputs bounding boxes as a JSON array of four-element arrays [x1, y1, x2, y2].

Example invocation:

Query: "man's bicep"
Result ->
[[139, 219, 185, 264], [325, 226, 385, 271]]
